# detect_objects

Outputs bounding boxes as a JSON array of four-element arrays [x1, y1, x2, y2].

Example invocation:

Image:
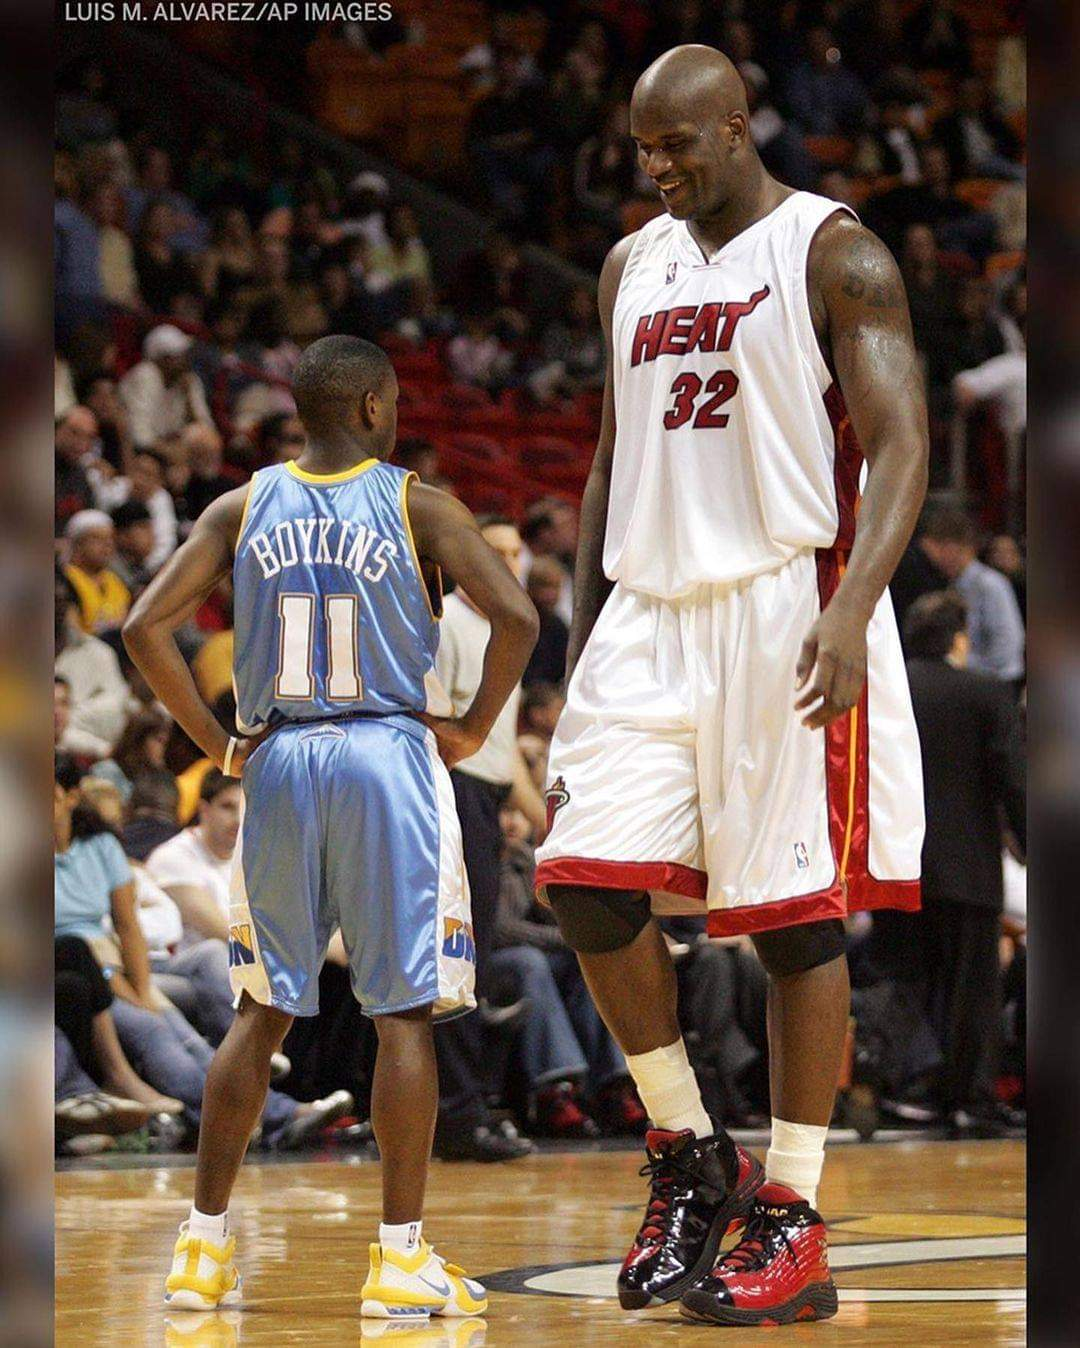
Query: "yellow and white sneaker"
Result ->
[[361, 1319, 487, 1345], [361, 1241, 488, 1320], [164, 1310, 242, 1347], [164, 1222, 243, 1311]]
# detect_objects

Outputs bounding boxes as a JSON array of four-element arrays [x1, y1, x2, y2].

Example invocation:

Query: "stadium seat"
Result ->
[[804, 136, 855, 168], [443, 432, 508, 462], [519, 436, 584, 467], [954, 178, 1005, 211]]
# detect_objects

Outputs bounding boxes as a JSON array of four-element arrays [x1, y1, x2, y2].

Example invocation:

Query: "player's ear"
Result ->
[[360, 390, 378, 428], [727, 111, 748, 149]]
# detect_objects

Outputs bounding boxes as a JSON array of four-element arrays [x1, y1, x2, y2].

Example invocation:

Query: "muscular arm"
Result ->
[[408, 482, 539, 765], [123, 486, 249, 769], [796, 216, 929, 729], [565, 232, 637, 681]]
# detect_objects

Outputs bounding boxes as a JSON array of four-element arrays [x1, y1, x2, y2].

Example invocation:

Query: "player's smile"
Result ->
[[630, 123, 709, 220]]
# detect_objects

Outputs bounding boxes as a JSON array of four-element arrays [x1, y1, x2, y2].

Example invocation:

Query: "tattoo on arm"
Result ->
[[839, 234, 904, 307]]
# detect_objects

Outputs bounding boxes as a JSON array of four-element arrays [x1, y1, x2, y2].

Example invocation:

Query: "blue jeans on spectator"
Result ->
[[489, 945, 626, 1094], [55, 1028, 97, 1101], [109, 997, 296, 1138], [151, 939, 234, 1046]]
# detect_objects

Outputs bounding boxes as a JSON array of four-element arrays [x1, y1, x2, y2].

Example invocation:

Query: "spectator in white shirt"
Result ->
[[145, 770, 240, 945], [131, 864, 239, 1048], [118, 323, 213, 450], [55, 573, 134, 758], [95, 448, 178, 573]]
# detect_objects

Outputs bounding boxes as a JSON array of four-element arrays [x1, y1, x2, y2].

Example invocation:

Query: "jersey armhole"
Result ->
[[400, 471, 444, 622], [234, 470, 259, 557], [798, 204, 860, 390]]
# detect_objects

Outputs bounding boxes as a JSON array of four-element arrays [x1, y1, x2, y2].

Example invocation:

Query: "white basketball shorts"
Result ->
[[534, 547, 924, 937]]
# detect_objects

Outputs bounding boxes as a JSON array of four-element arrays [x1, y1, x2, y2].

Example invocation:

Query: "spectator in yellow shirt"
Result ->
[[63, 510, 131, 637]]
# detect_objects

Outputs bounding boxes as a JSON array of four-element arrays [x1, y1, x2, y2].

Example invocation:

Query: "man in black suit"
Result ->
[[902, 590, 1026, 1135]]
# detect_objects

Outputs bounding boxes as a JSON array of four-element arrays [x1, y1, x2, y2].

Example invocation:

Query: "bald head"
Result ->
[[630, 45, 758, 223], [633, 45, 748, 123]]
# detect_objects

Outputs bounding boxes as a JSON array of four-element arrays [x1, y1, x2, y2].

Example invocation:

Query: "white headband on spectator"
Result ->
[[65, 509, 113, 540], [143, 324, 193, 360]]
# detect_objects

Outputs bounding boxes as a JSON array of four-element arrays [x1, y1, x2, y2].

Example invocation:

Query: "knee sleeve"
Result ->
[[751, 919, 846, 979], [545, 885, 651, 955]]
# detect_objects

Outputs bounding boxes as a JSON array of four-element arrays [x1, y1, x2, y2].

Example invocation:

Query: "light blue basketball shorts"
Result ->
[[226, 714, 476, 1020]]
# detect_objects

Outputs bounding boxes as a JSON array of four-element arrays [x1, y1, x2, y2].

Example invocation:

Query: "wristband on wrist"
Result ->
[[222, 736, 239, 777]]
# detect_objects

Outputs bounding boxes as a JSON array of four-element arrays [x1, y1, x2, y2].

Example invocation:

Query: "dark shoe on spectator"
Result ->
[[947, 1101, 1026, 1139], [273, 1090, 355, 1151], [594, 1078, 649, 1136], [433, 1120, 536, 1162], [56, 1091, 151, 1140], [148, 1111, 191, 1153], [61, 1134, 118, 1156], [534, 1081, 600, 1139]]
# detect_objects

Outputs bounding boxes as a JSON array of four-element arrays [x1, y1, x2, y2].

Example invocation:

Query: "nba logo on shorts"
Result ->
[[228, 923, 256, 967], [793, 842, 810, 870], [665, 261, 678, 284], [442, 918, 476, 963]]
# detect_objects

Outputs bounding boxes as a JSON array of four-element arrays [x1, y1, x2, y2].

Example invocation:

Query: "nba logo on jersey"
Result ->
[[665, 261, 678, 284]]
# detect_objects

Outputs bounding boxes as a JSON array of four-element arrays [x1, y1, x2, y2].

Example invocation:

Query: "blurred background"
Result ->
[[8, 0, 1079, 1340]]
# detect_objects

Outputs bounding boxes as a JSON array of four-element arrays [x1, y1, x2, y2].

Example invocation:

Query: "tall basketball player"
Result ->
[[534, 47, 928, 1326], [124, 336, 538, 1319]]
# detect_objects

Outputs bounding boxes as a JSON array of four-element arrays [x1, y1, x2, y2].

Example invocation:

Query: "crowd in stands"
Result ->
[[54, 6, 1026, 1156]]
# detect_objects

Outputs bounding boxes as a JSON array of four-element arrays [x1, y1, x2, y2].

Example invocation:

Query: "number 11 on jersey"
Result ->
[[275, 593, 363, 701]]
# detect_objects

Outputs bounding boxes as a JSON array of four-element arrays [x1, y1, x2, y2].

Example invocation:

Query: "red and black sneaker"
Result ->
[[534, 1081, 600, 1139], [617, 1126, 764, 1310], [680, 1183, 838, 1327], [594, 1078, 649, 1136]]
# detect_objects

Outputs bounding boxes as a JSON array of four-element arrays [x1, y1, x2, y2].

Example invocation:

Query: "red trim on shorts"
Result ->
[[824, 382, 863, 550], [815, 546, 921, 920], [816, 547, 850, 876], [847, 875, 921, 913], [534, 857, 708, 900], [705, 882, 847, 937]]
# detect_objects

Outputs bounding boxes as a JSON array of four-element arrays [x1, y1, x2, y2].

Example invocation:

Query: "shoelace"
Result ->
[[635, 1149, 709, 1241], [718, 1208, 800, 1274]]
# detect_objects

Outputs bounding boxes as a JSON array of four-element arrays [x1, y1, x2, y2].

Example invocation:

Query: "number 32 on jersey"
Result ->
[[663, 369, 740, 430]]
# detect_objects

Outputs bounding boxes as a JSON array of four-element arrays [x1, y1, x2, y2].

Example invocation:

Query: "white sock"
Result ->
[[625, 1039, 713, 1139], [379, 1220, 422, 1255], [765, 1117, 828, 1208], [188, 1206, 228, 1245]]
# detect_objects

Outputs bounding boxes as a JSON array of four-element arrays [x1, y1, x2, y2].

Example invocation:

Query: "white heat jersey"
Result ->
[[604, 191, 863, 598]]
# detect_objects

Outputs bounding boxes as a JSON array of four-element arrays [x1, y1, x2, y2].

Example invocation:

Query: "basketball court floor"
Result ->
[[55, 1135, 1024, 1346]]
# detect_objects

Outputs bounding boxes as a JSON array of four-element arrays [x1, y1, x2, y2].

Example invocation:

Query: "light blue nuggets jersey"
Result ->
[[232, 458, 443, 733]]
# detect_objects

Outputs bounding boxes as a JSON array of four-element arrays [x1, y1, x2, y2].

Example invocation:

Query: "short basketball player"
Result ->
[[534, 47, 928, 1326], [124, 336, 539, 1319]]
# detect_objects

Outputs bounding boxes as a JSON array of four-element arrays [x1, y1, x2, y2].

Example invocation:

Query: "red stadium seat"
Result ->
[[443, 432, 508, 462], [804, 136, 855, 168], [519, 436, 582, 467]]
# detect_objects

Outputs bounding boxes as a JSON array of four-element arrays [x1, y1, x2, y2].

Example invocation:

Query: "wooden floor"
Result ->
[[56, 1138, 1025, 1346]]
